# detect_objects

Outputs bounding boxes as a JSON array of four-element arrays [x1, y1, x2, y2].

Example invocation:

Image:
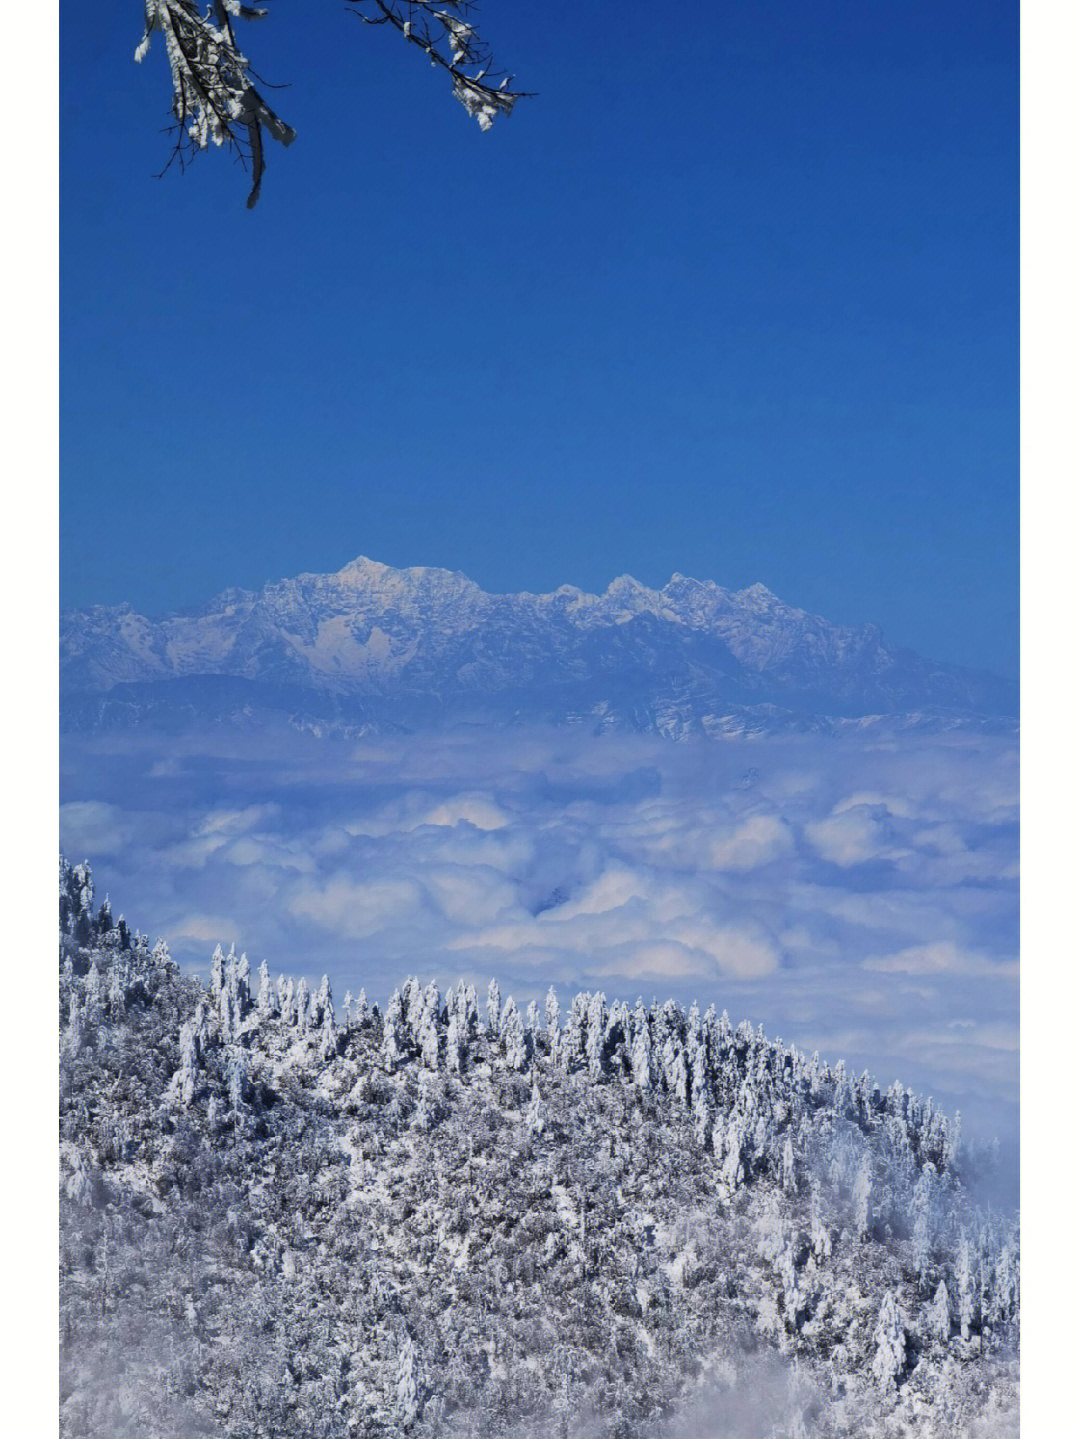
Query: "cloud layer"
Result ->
[[60, 722, 1018, 1143]]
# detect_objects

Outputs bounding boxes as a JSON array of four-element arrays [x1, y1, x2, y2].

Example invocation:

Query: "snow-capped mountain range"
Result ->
[[60, 557, 1017, 737]]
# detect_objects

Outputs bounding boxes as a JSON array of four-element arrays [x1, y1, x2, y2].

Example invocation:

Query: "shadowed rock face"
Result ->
[[60, 557, 1018, 736]]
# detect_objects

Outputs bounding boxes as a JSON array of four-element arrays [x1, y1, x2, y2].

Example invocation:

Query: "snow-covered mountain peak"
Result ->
[[333, 554, 393, 583], [736, 581, 782, 605], [59, 556, 1019, 735]]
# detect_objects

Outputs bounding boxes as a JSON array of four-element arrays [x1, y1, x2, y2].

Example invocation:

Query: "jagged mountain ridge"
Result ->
[[60, 557, 1017, 737], [60, 861, 1018, 1437]]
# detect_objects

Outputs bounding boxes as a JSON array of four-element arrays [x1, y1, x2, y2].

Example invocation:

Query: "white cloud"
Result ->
[[709, 813, 794, 870], [289, 874, 429, 939], [863, 941, 1018, 980], [60, 800, 138, 857], [804, 803, 899, 866], [60, 723, 1018, 1140]]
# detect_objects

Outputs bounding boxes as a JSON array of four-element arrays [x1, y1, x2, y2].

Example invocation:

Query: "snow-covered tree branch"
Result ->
[[134, 0, 526, 207]]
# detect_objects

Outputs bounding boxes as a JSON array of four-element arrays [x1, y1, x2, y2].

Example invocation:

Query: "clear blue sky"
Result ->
[[61, 0, 1018, 677]]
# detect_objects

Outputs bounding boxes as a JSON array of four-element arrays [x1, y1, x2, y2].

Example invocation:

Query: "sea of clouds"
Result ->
[[60, 722, 1018, 1150]]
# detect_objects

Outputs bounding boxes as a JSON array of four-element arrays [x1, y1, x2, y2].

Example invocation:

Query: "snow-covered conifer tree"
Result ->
[[691, 1046, 712, 1146], [446, 1009, 465, 1073], [945, 1110, 962, 1171], [65, 1147, 94, 1208], [396, 1331, 420, 1427], [661, 1034, 688, 1105], [782, 1135, 797, 1195], [871, 1290, 907, 1389], [210, 944, 225, 998], [545, 985, 560, 1055], [403, 978, 423, 1041], [852, 1155, 873, 1239], [502, 997, 527, 1072], [912, 1189, 933, 1292], [993, 1237, 1019, 1326], [236, 952, 251, 1010], [526, 1076, 546, 1136], [63, 993, 83, 1057], [320, 1009, 338, 1061], [631, 1012, 652, 1090], [107, 962, 126, 1019], [419, 1005, 440, 1071], [383, 990, 405, 1071], [257, 958, 274, 1016], [177, 1016, 201, 1107], [957, 1231, 977, 1341], [778, 1240, 800, 1329], [719, 1113, 747, 1192], [227, 1048, 247, 1112], [295, 977, 309, 1031], [82, 957, 102, 1013], [314, 974, 333, 1029], [412, 1079, 436, 1132], [928, 1279, 952, 1345], [486, 979, 502, 1037], [810, 1180, 832, 1261], [526, 998, 540, 1037], [585, 991, 606, 1079]]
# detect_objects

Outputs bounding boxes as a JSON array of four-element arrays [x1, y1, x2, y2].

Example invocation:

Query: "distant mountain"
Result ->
[[60, 557, 1018, 737]]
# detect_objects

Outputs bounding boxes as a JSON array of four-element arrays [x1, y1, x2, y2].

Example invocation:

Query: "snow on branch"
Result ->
[[347, 0, 528, 131], [136, 0, 296, 207], [135, 1, 527, 207]]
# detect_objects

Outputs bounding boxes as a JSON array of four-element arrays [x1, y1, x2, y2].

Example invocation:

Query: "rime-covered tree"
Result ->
[[585, 991, 606, 1079], [871, 1290, 907, 1389], [132, 1, 526, 207], [58, 861, 1019, 1438], [209, 943, 225, 998], [486, 979, 502, 1038], [781, 1135, 797, 1196], [852, 1154, 873, 1239], [419, 1004, 440, 1071], [957, 1231, 978, 1341], [382, 987, 406, 1071], [526, 1076, 546, 1136], [810, 1180, 832, 1261], [257, 958, 275, 1016], [502, 997, 527, 1072], [631, 1010, 652, 1090], [396, 1330, 420, 1427], [928, 1279, 952, 1345], [545, 985, 560, 1055], [226, 1047, 247, 1111]]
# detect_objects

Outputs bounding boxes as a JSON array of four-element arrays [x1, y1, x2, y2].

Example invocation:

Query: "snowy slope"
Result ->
[[59, 862, 1019, 1438], [60, 557, 1018, 736]]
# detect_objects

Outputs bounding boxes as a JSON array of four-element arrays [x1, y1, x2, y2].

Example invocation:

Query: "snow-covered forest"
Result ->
[[59, 858, 1018, 1436]]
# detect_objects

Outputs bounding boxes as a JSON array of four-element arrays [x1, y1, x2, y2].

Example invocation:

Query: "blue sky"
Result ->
[[61, 0, 1017, 676]]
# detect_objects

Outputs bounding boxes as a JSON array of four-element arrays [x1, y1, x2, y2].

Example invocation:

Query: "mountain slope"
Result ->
[[60, 558, 1017, 737], [60, 862, 1018, 1437]]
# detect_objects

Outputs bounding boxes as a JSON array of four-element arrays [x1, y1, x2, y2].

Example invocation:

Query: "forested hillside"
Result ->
[[59, 860, 1018, 1437]]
